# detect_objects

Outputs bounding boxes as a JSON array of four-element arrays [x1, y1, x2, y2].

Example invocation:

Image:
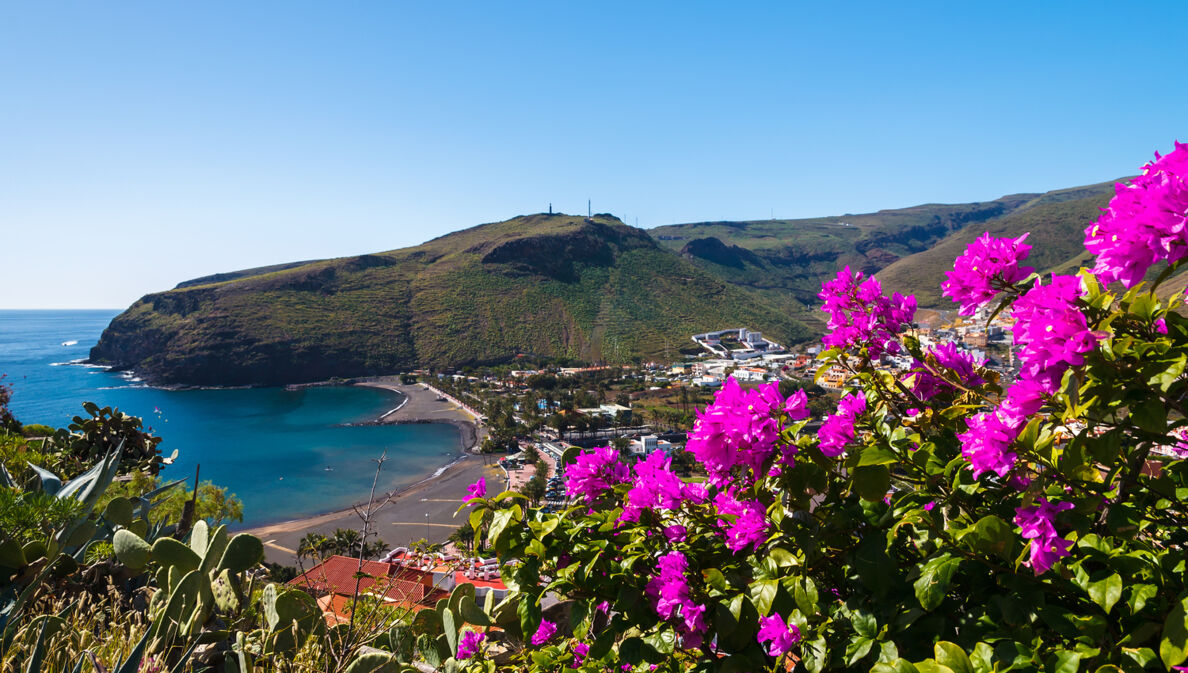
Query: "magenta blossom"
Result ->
[[819, 267, 917, 358], [1156, 317, 1169, 334], [687, 379, 791, 486], [942, 232, 1036, 315], [621, 451, 687, 522], [530, 619, 558, 646], [571, 642, 590, 667], [1011, 275, 1102, 393], [644, 551, 707, 645], [908, 342, 985, 400], [957, 411, 1018, 479], [565, 446, 630, 503], [818, 390, 866, 457], [714, 490, 770, 553], [998, 378, 1046, 431], [1015, 498, 1075, 574], [456, 630, 485, 660], [1086, 142, 1188, 288], [466, 477, 486, 499], [756, 613, 801, 657]]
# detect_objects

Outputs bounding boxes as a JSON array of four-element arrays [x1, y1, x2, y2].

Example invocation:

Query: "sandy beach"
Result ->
[[243, 381, 497, 565]]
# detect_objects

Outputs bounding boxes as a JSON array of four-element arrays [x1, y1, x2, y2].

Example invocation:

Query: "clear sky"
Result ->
[[2, 2, 1185, 309]]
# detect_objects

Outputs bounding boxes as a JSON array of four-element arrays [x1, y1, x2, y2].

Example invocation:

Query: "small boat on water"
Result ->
[[61, 340, 78, 346]]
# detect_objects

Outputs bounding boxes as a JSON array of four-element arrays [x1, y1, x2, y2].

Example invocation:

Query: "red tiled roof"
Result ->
[[289, 555, 402, 596]]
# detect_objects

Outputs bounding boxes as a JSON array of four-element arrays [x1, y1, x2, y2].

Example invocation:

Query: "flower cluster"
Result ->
[[565, 446, 631, 503], [456, 630, 485, 660], [756, 613, 801, 657], [531, 619, 557, 646], [644, 551, 707, 647], [621, 451, 707, 522], [941, 232, 1035, 315], [907, 342, 985, 400], [1011, 274, 1102, 393], [687, 379, 805, 486], [466, 477, 486, 499], [714, 490, 770, 553], [956, 411, 1018, 479], [1014, 498, 1074, 574], [1085, 141, 1188, 287], [819, 266, 917, 358], [818, 390, 866, 457]]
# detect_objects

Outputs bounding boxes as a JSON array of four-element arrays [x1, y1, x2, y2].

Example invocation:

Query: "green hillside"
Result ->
[[652, 180, 1120, 308], [90, 215, 816, 386], [875, 181, 1119, 307]]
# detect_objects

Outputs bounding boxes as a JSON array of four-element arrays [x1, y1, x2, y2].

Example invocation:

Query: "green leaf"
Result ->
[[858, 445, 899, 467], [749, 579, 778, 616], [1130, 398, 1167, 434], [846, 637, 875, 666], [643, 628, 677, 655], [934, 642, 973, 673], [914, 553, 960, 612], [1048, 649, 1081, 673], [964, 515, 1015, 561], [487, 508, 515, 547], [1160, 596, 1188, 669], [872, 661, 920, 673], [1087, 574, 1122, 615], [853, 465, 891, 501], [970, 643, 995, 673], [1130, 584, 1158, 614], [794, 578, 819, 615]]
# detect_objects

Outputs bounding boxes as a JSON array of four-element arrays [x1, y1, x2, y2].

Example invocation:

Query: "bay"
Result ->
[[0, 310, 461, 527]]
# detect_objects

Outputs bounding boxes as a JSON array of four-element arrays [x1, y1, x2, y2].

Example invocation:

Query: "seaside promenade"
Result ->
[[243, 381, 498, 565]]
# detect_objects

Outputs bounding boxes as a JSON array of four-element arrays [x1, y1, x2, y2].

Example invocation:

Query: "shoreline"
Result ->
[[241, 380, 495, 564]]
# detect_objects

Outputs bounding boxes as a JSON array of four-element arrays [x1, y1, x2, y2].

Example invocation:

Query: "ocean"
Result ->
[[0, 310, 463, 528]]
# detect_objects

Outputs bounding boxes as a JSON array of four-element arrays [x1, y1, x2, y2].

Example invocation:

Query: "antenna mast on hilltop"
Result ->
[[588, 200, 591, 218], [549, 203, 552, 215]]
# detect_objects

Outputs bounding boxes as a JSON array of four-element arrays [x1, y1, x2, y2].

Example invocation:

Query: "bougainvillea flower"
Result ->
[[1085, 142, 1188, 288], [819, 267, 917, 358], [941, 232, 1035, 315], [530, 619, 558, 646], [998, 378, 1046, 431], [571, 642, 590, 667], [1011, 275, 1102, 392], [687, 379, 792, 485], [907, 342, 985, 400], [756, 613, 801, 657], [714, 490, 769, 553], [466, 477, 486, 499], [565, 446, 630, 503], [818, 390, 866, 457], [1015, 498, 1074, 574], [644, 551, 708, 645], [620, 451, 686, 522], [956, 411, 1018, 479], [457, 630, 485, 659]]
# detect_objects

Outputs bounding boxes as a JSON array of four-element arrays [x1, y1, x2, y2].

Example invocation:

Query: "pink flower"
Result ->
[[907, 342, 985, 400], [687, 379, 792, 485], [942, 232, 1035, 315], [819, 267, 916, 358], [998, 378, 1046, 431], [1085, 142, 1188, 288], [818, 390, 866, 457], [1011, 275, 1102, 393], [621, 451, 686, 522], [466, 477, 486, 499], [644, 551, 707, 645], [456, 630, 485, 659], [1014, 498, 1075, 574], [530, 619, 557, 646], [957, 411, 1018, 479], [1156, 317, 1169, 334], [923, 501, 936, 512], [662, 524, 687, 543], [714, 490, 770, 553], [572, 642, 590, 666], [565, 446, 630, 502], [756, 613, 801, 657]]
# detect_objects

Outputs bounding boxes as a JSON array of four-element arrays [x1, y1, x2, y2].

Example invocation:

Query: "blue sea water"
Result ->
[[0, 310, 462, 527]]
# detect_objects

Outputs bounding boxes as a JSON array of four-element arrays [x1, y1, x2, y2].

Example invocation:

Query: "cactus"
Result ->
[[211, 568, 241, 613], [151, 537, 201, 573], [113, 529, 152, 570], [218, 534, 264, 573]]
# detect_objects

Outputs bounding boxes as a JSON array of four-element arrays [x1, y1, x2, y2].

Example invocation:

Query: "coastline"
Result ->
[[242, 380, 496, 565]]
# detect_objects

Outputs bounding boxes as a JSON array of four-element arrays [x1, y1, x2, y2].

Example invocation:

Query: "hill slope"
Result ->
[[651, 181, 1120, 307], [90, 215, 816, 386], [875, 181, 1118, 306]]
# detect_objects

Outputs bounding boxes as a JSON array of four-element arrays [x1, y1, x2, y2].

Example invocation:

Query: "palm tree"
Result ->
[[297, 532, 330, 563]]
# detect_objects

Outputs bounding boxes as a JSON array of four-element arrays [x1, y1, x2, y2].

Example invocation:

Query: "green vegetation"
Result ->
[[91, 215, 815, 386]]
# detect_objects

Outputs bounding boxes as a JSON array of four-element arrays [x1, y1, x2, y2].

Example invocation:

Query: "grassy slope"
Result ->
[[91, 215, 815, 385], [876, 181, 1119, 307]]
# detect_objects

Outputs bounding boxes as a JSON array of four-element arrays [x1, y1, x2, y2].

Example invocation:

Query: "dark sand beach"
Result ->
[[243, 381, 499, 565]]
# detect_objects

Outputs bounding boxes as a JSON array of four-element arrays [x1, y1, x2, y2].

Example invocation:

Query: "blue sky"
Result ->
[[2, 2, 1185, 308]]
